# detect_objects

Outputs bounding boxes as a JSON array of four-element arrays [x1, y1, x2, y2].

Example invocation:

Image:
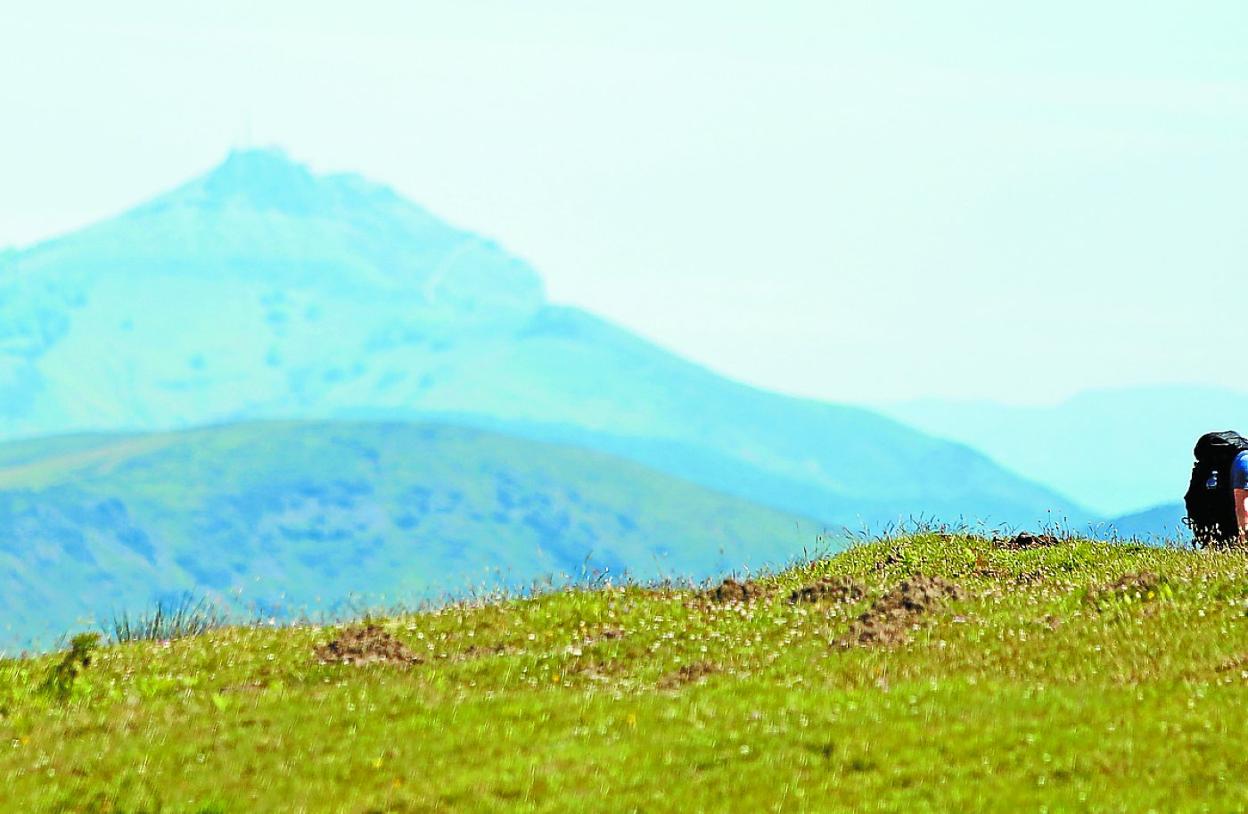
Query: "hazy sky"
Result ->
[[2, 2, 1245, 405]]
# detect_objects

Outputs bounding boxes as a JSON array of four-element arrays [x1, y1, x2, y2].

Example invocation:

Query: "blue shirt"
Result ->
[[1235, 451, 1248, 491]]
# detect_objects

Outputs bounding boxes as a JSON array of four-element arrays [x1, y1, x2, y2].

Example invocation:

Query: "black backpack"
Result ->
[[1184, 430, 1248, 545]]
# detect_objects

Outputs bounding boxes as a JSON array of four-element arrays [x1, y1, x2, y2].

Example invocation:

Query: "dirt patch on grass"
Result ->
[[455, 642, 521, 662], [845, 574, 963, 647], [871, 550, 907, 572], [1085, 572, 1165, 610], [314, 624, 423, 666], [789, 576, 864, 605], [1216, 654, 1248, 674], [1015, 568, 1050, 585], [994, 532, 1061, 550], [658, 661, 718, 689], [705, 578, 763, 603], [580, 626, 626, 647]]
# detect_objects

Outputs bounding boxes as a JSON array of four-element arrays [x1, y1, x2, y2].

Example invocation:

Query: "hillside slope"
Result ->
[[0, 421, 815, 649], [0, 148, 1087, 528], [3, 534, 1247, 811]]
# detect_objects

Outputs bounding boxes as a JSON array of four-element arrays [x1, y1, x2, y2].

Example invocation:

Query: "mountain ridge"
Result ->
[[0, 420, 818, 649], [882, 384, 1248, 516]]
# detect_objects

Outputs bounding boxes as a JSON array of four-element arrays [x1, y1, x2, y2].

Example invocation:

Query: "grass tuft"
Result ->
[[108, 593, 225, 644], [39, 632, 100, 701]]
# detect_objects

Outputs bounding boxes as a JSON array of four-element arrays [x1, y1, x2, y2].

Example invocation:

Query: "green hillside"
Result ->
[[3, 533, 1247, 812], [0, 421, 816, 650], [0, 148, 1088, 528]]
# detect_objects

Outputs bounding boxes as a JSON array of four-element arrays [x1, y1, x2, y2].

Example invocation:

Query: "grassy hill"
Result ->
[[0, 421, 816, 650], [0, 148, 1087, 529], [4, 532, 1248, 812]]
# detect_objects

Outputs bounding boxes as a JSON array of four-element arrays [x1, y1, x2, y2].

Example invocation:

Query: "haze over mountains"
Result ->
[[0, 148, 1085, 534], [883, 385, 1248, 518], [5, 149, 1166, 647]]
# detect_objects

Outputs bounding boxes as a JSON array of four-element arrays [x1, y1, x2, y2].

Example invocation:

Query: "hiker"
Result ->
[[1184, 431, 1248, 545]]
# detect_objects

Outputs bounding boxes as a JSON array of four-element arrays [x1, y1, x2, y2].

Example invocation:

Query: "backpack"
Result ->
[[1183, 430, 1248, 545]]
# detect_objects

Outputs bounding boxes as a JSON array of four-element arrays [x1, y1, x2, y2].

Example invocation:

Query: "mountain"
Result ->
[[881, 386, 1248, 516], [0, 421, 817, 649], [0, 147, 1087, 528], [1101, 503, 1187, 541]]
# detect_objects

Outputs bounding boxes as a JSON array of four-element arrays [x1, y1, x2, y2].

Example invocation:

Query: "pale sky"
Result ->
[[2, 1, 1245, 404]]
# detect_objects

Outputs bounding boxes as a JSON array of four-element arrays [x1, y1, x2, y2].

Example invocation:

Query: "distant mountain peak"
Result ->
[[185, 147, 338, 215], [10, 146, 547, 328], [0, 147, 1085, 532], [149, 147, 406, 221], [211, 146, 310, 184]]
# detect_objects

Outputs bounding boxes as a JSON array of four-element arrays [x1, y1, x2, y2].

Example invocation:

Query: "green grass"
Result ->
[[5, 532, 1248, 812]]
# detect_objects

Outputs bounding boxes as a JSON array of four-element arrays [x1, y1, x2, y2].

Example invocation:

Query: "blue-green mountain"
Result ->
[[1103, 503, 1186, 541], [883, 385, 1248, 517], [0, 421, 817, 649], [0, 148, 1085, 529]]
